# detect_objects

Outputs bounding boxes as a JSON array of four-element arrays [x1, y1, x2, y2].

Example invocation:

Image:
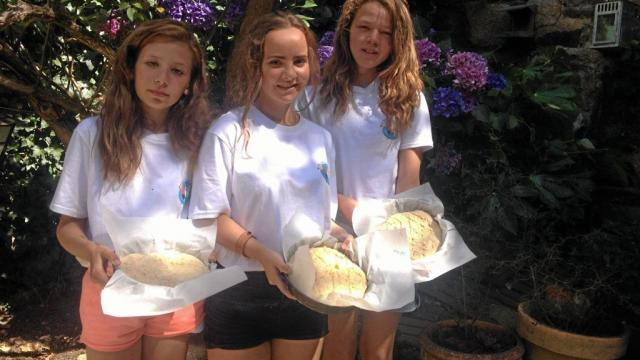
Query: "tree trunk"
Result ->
[[223, 0, 275, 109]]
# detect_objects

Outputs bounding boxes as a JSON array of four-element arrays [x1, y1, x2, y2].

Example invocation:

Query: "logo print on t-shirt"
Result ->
[[178, 180, 192, 204], [317, 163, 330, 184], [382, 126, 398, 140]]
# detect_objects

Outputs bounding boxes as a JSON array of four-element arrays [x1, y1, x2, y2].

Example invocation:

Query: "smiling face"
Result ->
[[348, 1, 393, 85], [134, 40, 193, 125], [255, 27, 310, 119]]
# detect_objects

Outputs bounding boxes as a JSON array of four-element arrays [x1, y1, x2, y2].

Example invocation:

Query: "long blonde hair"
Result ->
[[224, 11, 320, 148], [319, 0, 422, 134], [99, 19, 211, 184]]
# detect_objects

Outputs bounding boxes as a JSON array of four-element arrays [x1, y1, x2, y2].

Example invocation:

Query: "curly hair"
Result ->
[[319, 0, 423, 134], [99, 19, 211, 184], [224, 11, 320, 149]]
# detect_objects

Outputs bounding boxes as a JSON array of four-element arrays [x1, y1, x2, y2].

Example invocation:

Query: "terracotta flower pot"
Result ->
[[421, 319, 525, 360], [516, 302, 630, 360]]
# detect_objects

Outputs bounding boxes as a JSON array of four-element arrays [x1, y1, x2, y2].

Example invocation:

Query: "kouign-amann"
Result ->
[[308, 247, 367, 300], [377, 210, 442, 260], [119, 251, 208, 287]]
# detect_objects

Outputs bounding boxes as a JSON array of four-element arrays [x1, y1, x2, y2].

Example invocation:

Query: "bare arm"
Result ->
[[204, 214, 295, 299], [337, 193, 358, 225], [56, 215, 119, 286], [396, 148, 422, 194]]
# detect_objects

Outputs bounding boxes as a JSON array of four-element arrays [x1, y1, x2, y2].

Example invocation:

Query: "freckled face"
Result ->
[[134, 41, 193, 119], [257, 27, 310, 110], [349, 1, 393, 79]]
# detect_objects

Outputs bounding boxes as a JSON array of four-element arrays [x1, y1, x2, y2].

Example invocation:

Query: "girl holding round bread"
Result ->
[[189, 11, 348, 360], [50, 19, 211, 360], [299, 0, 433, 359]]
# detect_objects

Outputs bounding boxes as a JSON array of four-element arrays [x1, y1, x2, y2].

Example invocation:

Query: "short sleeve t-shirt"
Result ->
[[49, 117, 192, 266], [301, 81, 433, 200], [189, 106, 338, 271]]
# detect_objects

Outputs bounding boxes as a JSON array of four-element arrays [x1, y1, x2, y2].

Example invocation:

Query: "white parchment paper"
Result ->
[[100, 207, 247, 317], [282, 213, 415, 312], [351, 183, 476, 282]]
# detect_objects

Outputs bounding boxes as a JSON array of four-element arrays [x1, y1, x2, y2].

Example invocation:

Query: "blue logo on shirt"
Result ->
[[317, 163, 330, 184], [382, 126, 398, 140], [178, 180, 192, 204]]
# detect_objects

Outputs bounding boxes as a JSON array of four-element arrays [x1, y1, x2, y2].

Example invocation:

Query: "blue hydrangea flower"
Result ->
[[161, 0, 217, 29], [487, 72, 508, 92], [434, 143, 462, 175], [432, 87, 469, 118], [317, 45, 334, 67], [319, 31, 335, 46], [224, 0, 246, 30]]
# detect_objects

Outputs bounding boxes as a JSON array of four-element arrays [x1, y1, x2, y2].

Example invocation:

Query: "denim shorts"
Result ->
[[203, 271, 328, 349]]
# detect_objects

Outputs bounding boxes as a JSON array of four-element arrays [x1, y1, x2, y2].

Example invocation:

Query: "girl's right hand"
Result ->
[[88, 243, 120, 287], [254, 246, 295, 300]]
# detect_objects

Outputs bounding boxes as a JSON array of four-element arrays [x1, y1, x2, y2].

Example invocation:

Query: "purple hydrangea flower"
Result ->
[[415, 38, 441, 66], [445, 51, 488, 92], [161, 0, 216, 29], [432, 87, 472, 118], [434, 143, 462, 175], [487, 72, 507, 92], [319, 31, 335, 46], [224, 0, 246, 30], [100, 17, 127, 40], [317, 45, 334, 67]]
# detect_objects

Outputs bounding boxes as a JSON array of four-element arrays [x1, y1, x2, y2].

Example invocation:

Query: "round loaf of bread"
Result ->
[[119, 251, 208, 287], [308, 247, 367, 300], [377, 210, 442, 260]]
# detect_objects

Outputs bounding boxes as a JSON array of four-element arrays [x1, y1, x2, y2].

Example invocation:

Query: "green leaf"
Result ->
[[301, 0, 318, 8], [496, 204, 518, 235], [471, 104, 489, 123], [543, 157, 575, 172], [511, 185, 538, 198], [543, 181, 574, 198], [126, 7, 136, 22], [489, 112, 504, 131], [577, 138, 595, 150], [507, 115, 520, 129]]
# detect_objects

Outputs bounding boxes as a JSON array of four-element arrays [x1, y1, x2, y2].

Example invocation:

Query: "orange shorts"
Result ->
[[79, 270, 204, 352]]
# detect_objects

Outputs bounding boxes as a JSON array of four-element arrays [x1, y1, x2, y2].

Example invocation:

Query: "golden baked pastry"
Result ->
[[119, 251, 208, 287], [308, 247, 367, 300], [377, 210, 442, 260]]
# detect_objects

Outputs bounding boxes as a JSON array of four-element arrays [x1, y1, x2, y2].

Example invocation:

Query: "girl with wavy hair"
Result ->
[[301, 0, 433, 359], [50, 19, 210, 360], [189, 11, 351, 360]]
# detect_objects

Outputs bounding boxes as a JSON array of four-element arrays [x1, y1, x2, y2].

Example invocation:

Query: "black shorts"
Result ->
[[203, 271, 328, 349]]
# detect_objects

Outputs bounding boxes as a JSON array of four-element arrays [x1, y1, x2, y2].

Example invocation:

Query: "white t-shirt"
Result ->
[[50, 117, 192, 266], [189, 106, 338, 271], [301, 80, 433, 200]]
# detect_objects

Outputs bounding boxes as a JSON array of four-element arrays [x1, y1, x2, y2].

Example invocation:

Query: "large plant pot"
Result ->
[[421, 320, 525, 360], [516, 302, 630, 360]]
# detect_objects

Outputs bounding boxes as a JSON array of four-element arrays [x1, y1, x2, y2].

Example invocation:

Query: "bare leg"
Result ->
[[312, 337, 324, 360], [359, 311, 401, 360], [272, 338, 322, 360], [321, 310, 357, 360], [86, 340, 142, 360], [141, 334, 190, 360], [207, 342, 270, 360]]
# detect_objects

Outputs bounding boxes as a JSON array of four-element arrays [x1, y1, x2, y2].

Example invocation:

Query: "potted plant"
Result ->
[[421, 319, 524, 360], [420, 43, 638, 359]]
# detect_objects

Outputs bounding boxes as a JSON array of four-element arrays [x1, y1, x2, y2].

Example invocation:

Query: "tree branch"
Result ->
[[0, 73, 33, 94], [0, 0, 54, 28]]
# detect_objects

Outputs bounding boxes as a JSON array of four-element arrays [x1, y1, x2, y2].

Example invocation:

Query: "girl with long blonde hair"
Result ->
[[190, 11, 350, 360], [50, 19, 210, 360], [301, 1, 433, 359]]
